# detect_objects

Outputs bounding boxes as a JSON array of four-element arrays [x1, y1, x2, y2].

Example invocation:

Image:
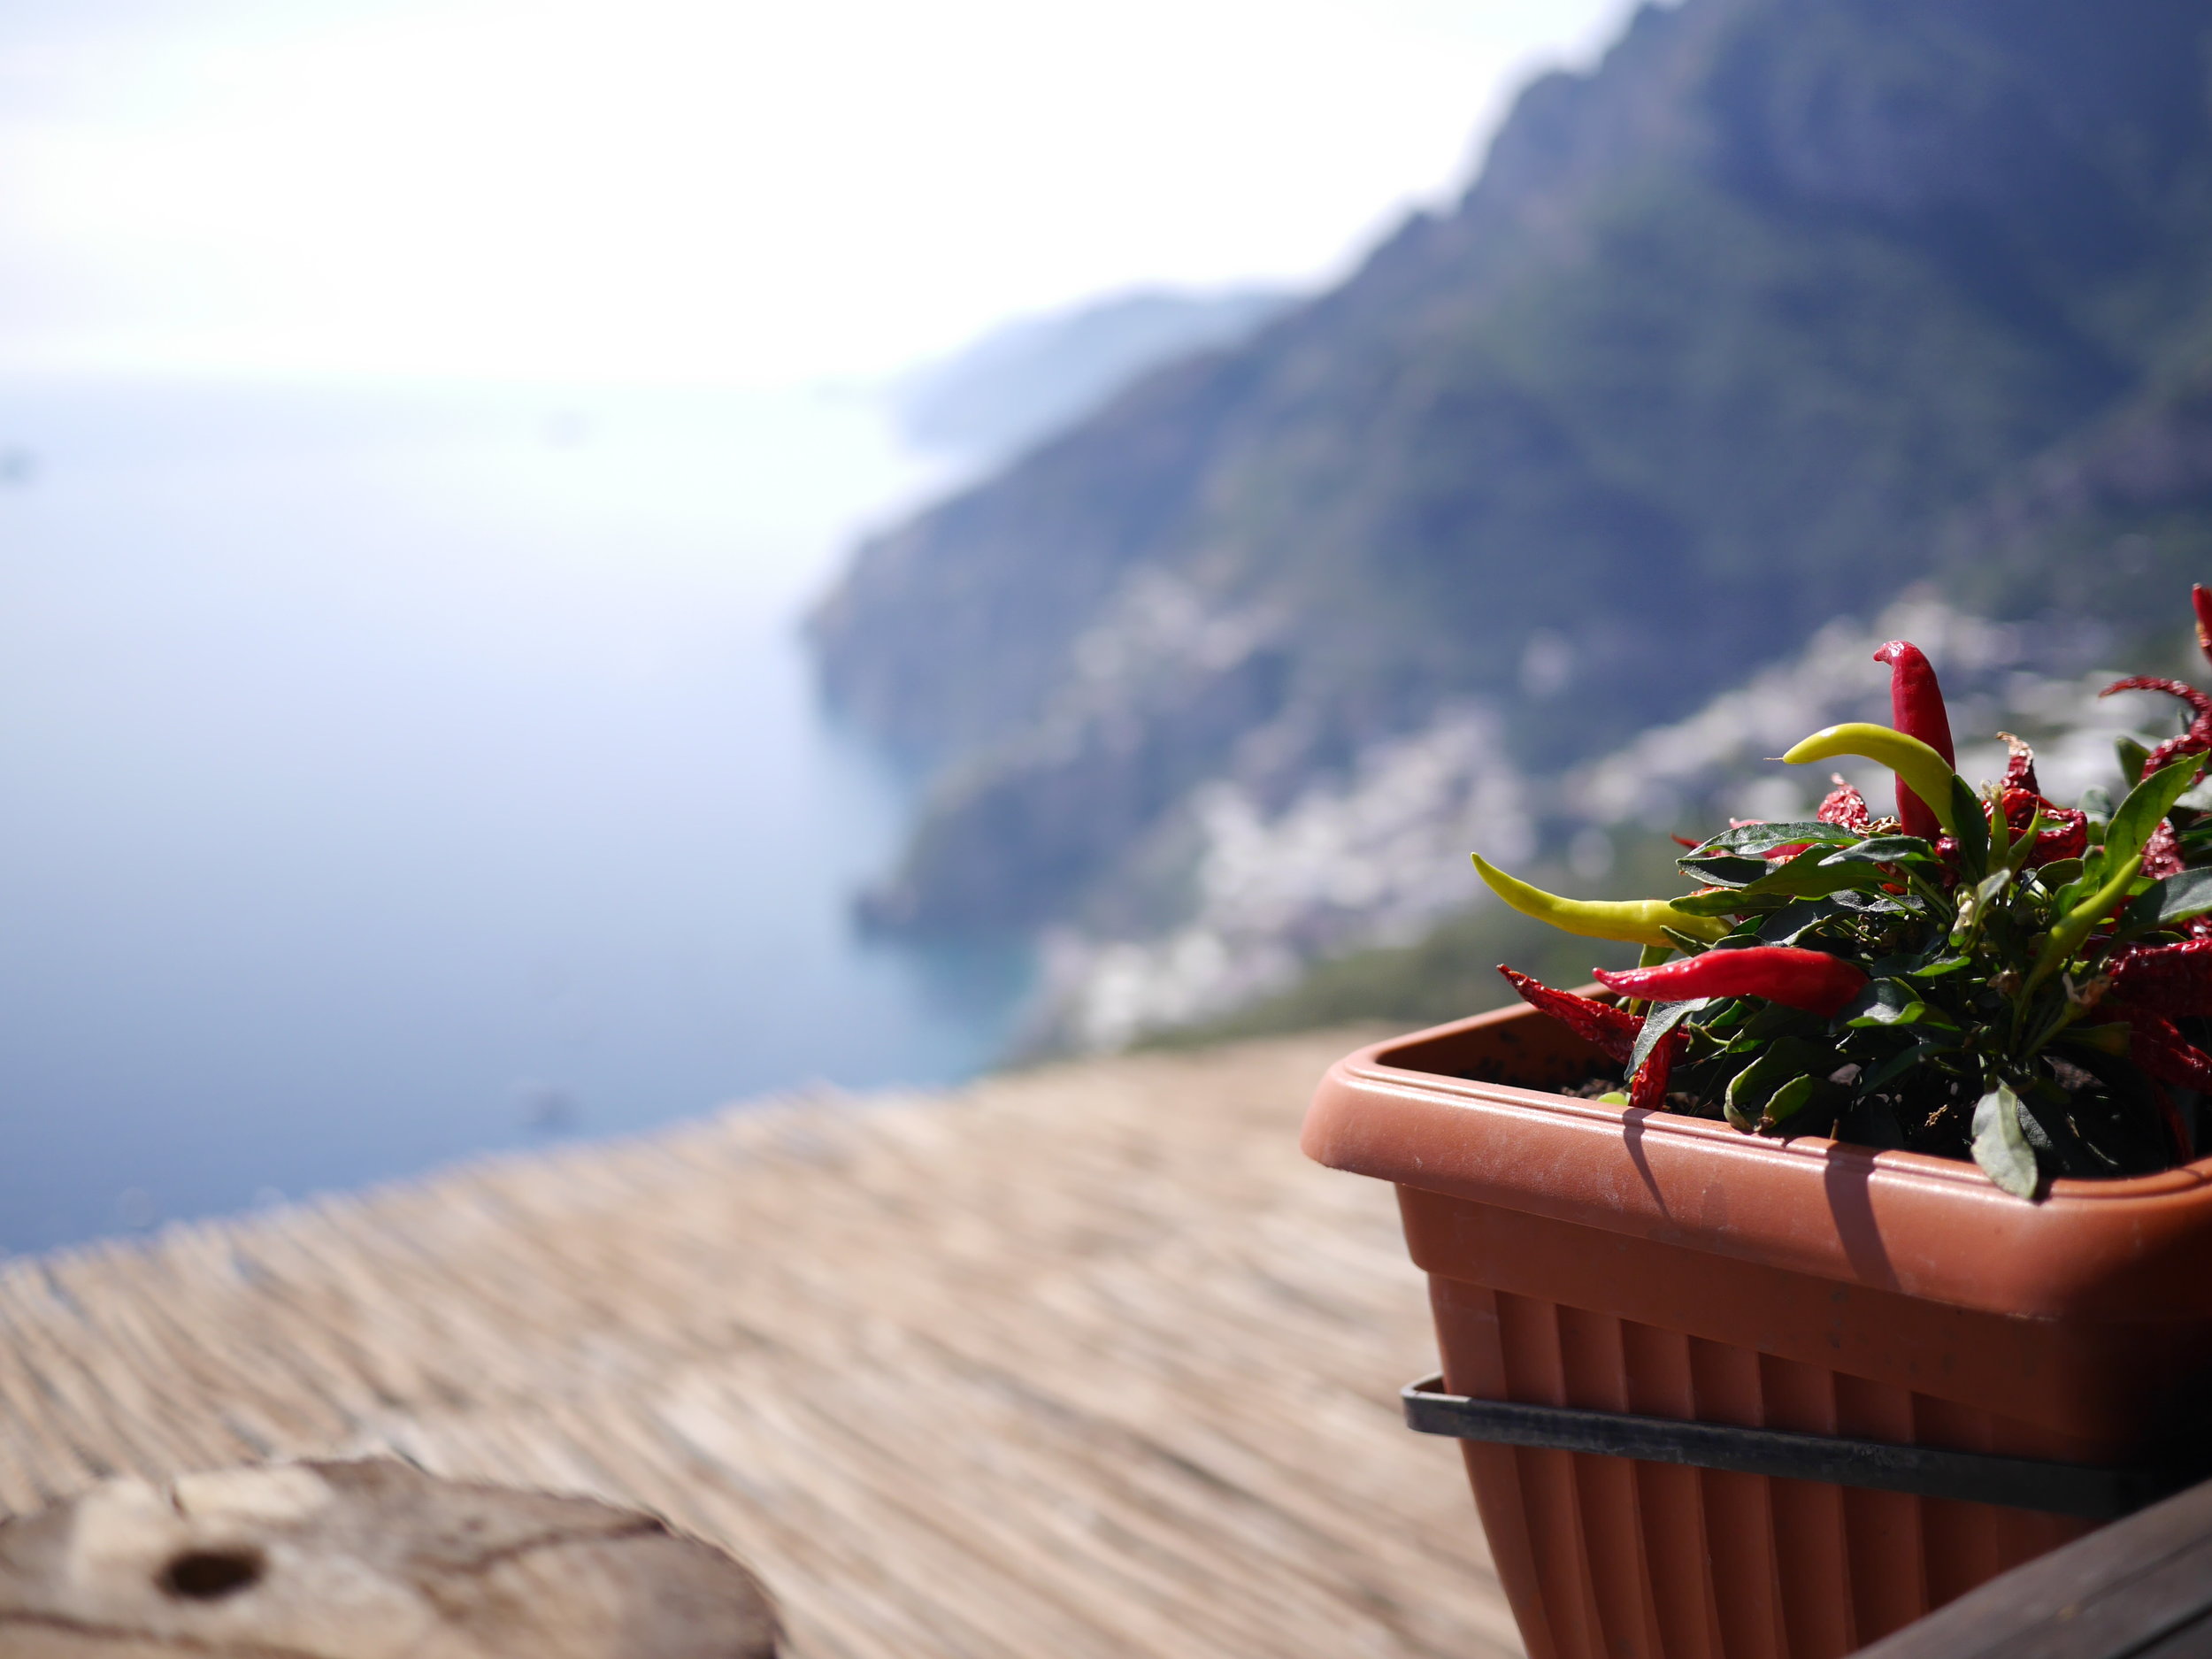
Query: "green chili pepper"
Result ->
[[1780, 723, 1961, 835], [1472, 854, 1726, 949]]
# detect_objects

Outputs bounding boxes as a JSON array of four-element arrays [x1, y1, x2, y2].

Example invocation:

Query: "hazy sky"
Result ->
[[0, 0, 1640, 384]]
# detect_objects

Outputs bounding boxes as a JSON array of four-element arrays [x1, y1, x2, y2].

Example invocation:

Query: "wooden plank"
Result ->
[[2136, 1610, 2212, 1657], [1859, 1475, 2212, 1658], [0, 1030, 1517, 1658]]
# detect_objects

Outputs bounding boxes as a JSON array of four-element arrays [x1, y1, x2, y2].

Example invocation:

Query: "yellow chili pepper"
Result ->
[[1472, 854, 1727, 949], [1780, 723, 1961, 835]]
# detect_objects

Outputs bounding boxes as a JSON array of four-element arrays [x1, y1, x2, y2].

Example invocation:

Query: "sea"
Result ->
[[0, 374, 1031, 1254]]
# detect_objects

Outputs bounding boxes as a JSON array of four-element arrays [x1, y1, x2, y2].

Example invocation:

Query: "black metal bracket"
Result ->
[[1402, 1376, 2196, 1522]]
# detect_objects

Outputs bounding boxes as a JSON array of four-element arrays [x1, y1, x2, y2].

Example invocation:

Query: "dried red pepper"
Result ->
[[2105, 996, 2212, 1093], [1977, 734, 2085, 865], [1872, 641, 1956, 841], [1815, 775, 1870, 832], [2144, 819, 2187, 879], [2108, 939, 2212, 1020], [1997, 783, 2088, 867], [1629, 1027, 1682, 1110], [1594, 946, 1869, 1018], [2100, 674, 2212, 780], [1496, 966, 1639, 1064]]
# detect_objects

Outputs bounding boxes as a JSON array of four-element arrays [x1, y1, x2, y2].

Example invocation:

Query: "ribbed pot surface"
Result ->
[[1303, 1002, 2212, 1659], [1430, 1273, 2086, 1658]]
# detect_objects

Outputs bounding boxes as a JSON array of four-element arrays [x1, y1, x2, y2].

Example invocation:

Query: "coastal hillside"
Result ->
[[811, 0, 2212, 1041]]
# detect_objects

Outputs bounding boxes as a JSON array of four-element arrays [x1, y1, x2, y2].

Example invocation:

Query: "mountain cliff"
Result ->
[[810, 0, 2212, 1034]]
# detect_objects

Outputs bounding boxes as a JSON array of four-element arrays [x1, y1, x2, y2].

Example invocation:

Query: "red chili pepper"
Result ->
[[2195, 583, 2212, 667], [1816, 775, 1870, 831], [1998, 733, 2040, 795], [2106, 996, 2212, 1093], [1497, 966, 1639, 1064], [1594, 946, 1869, 1018], [2108, 940, 2212, 1020], [1872, 641, 1956, 841]]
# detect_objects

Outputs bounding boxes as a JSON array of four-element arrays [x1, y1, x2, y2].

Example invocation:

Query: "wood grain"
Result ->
[[0, 1457, 778, 1657], [0, 1031, 1518, 1658]]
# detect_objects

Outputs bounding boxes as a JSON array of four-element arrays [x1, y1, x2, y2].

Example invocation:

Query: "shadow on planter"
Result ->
[[1303, 998, 2212, 1659]]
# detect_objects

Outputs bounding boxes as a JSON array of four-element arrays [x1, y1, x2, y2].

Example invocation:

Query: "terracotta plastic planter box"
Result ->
[[1302, 1000, 2212, 1659]]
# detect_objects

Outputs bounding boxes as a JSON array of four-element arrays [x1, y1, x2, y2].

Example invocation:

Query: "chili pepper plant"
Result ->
[[1478, 588, 2212, 1198]]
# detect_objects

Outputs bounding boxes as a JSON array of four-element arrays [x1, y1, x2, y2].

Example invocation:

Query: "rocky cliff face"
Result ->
[[810, 0, 2212, 1040]]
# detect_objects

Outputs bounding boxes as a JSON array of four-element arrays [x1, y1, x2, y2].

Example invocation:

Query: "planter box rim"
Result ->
[[1303, 1001, 2212, 1321]]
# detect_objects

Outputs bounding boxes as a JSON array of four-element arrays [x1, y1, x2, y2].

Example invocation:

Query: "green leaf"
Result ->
[[1725, 1038, 1829, 1130], [1763, 1073, 1849, 1130], [2108, 752, 2202, 864], [1729, 845, 1895, 902], [1677, 854, 1777, 889], [1669, 887, 1778, 918], [2121, 866, 2212, 933], [1763, 1073, 1818, 1127], [1988, 789, 2016, 871], [1698, 998, 1752, 1038], [1693, 821, 1861, 857], [2037, 857, 2085, 891], [1844, 978, 1960, 1031], [2079, 784, 2115, 825], [2029, 851, 2147, 995], [2116, 737, 2152, 789], [1844, 979, 1920, 1025], [2055, 1021, 2131, 1057], [1949, 775, 1989, 880], [1907, 955, 1975, 979], [1755, 902, 1833, 945], [1629, 998, 1704, 1077], [1950, 865, 2015, 948], [1857, 1033, 1961, 1093], [1903, 1002, 1961, 1030], [1971, 1082, 2040, 1199], [1819, 835, 1939, 868]]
